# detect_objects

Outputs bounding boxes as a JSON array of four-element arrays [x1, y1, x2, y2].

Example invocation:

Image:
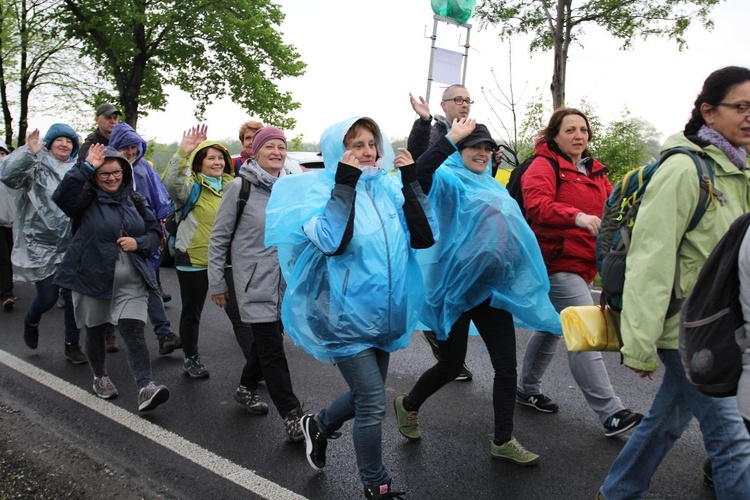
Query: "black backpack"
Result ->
[[505, 155, 559, 217], [679, 212, 750, 397]]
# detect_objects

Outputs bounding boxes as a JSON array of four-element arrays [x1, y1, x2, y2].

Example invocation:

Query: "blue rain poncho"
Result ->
[[419, 150, 561, 338], [266, 117, 433, 364]]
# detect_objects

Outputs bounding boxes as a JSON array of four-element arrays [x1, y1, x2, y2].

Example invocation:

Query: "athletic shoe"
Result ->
[[394, 394, 421, 440], [283, 407, 305, 443], [422, 330, 473, 382], [160, 287, 172, 303], [490, 437, 540, 467], [364, 481, 406, 499], [23, 318, 39, 349], [515, 390, 559, 413], [603, 409, 643, 437], [56, 290, 65, 308], [233, 385, 269, 415], [105, 334, 120, 353], [93, 375, 119, 399], [138, 381, 170, 411], [2, 296, 16, 311], [158, 333, 182, 355], [64, 343, 88, 365], [702, 458, 714, 488], [183, 355, 209, 378], [301, 414, 341, 470]]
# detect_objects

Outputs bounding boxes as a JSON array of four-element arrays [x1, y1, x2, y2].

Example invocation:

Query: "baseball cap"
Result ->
[[96, 103, 121, 117]]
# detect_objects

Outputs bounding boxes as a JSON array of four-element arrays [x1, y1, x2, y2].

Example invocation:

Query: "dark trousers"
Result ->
[[406, 299, 517, 443], [26, 273, 79, 343], [0, 226, 12, 299]]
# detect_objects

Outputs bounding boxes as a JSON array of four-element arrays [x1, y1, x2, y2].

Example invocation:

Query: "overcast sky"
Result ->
[[31, 0, 748, 148]]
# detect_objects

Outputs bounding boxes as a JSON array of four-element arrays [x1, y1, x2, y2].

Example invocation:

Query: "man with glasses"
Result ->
[[407, 84, 479, 383]]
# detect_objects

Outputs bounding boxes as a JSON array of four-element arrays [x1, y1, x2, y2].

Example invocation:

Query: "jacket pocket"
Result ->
[[243, 262, 258, 293]]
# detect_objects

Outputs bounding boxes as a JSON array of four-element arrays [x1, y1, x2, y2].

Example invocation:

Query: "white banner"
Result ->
[[432, 47, 463, 85]]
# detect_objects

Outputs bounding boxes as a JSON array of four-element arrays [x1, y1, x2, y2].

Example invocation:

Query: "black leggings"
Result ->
[[405, 299, 517, 443], [86, 318, 151, 388]]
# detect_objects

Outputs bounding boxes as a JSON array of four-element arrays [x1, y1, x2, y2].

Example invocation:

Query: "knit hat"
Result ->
[[456, 124, 498, 151], [251, 126, 286, 156], [43, 123, 80, 160]]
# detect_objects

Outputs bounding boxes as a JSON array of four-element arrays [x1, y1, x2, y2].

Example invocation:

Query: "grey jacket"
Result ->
[[0, 157, 18, 227], [736, 227, 750, 421], [207, 160, 292, 323]]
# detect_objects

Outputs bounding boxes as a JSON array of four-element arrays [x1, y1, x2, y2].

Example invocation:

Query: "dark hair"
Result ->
[[685, 66, 750, 136], [343, 117, 382, 157], [538, 107, 593, 143], [192, 145, 228, 173]]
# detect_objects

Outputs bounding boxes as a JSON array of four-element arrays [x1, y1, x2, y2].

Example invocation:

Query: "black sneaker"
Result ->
[[422, 330, 473, 382], [64, 343, 88, 365], [184, 355, 209, 378], [234, 385, 269, 415], [159, 333, 182, 355], [284, 407, 305, 443], [455, 363, 473, 381], [364, 481, 406, 499], [2, 296, 16, 311], [603, 409, 643, 437], [160, 287, 172, 303], [301, 413, 341, 470], [515, 390, 559, 413], [702, 458, 713, 488], [23, 317, 39, 349]]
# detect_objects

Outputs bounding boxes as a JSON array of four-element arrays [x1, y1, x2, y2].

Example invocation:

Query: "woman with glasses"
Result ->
[[598, 65, 750, 499], [53, 144, 169, 411], [515, 107, 643, 437]]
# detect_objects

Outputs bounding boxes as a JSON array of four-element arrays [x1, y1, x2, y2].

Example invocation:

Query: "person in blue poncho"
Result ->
[[393, 119, 561, 467], [265, 117, 437, 499]]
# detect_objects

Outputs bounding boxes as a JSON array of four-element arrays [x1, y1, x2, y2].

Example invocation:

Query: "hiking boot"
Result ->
[[283, 407, 305, 443], [603, 409, 643, 437], [158, 333, 182, 355], [233, 385, 269, 415], [105, 334, 120, 353], [490, 437, 539, 467], [515, 390, 559, 413], [364, 480, 406, 499], [138, 381, 170, 412], [702, 458, 714, 488], [394, 394, 421, 440], [64, 343, 88, 365], [301, 414, 341, 470], [160, 287, 172, 303], [2, 296, 16, 311], [92, 375, 118, 399], [184, 355, 209, 378], [23, 317, 39, 349]]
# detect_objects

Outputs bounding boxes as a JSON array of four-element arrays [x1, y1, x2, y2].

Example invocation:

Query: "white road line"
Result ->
[[0, 349, 308, 500]]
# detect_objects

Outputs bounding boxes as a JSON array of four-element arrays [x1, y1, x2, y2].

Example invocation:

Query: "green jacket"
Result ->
[[621, 132, 750, 372], [161, 141, 234, 268]]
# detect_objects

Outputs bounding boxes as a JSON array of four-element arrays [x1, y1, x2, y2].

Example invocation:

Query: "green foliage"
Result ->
[[55, 0, 306, 128]]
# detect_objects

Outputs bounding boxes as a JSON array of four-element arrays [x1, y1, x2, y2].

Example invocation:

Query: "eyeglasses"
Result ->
[[443, 97, 474, 105], [96, 169, 123, 180], [717, 102, 750, 116]]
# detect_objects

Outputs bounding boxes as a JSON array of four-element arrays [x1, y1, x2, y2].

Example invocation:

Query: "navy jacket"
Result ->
[[52, 155, 160, 299]]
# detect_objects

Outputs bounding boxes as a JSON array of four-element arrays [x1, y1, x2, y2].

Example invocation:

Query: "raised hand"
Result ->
[[394, 148, 414, 169], [446, 118, 476, 144], [409, 93, 431, 121], [340, 150, 361, 170], [180, 124, 208, 154], [27, 129, 44, 155], [86, 143, 107, 169]]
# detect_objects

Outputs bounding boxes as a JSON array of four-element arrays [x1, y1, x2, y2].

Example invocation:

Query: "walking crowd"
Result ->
[[1, 65, 750, 499]]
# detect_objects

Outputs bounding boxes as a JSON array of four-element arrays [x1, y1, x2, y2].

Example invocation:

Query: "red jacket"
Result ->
[[521, 141, 612, 282]]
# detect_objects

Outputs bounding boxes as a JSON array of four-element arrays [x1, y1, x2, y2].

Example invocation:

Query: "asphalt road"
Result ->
[[0, 267, 716, 500]]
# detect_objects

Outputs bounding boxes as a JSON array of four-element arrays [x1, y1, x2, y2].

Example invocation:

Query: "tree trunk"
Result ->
[[550, 0, 571, 110]]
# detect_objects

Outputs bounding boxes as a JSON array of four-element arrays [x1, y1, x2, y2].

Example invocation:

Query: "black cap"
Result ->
[[96, 103, 121, 117], [456, 124, 497, 151]]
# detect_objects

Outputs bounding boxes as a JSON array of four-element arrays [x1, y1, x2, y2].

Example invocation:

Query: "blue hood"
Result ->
[[43, 123, 80, 160], [320, 117, 395, 175], [109, 123, 147, 163]]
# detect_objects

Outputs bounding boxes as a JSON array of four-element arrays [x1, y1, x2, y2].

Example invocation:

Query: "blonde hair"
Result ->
[[238, 120, 264, 142]]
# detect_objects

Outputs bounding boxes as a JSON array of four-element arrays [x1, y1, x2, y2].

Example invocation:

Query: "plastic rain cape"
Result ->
[[418, 150, 561, 338], [265, 117, 426, 364]]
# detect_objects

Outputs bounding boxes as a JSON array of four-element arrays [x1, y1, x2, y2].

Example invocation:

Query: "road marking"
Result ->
[[0, 349, 308, 500]]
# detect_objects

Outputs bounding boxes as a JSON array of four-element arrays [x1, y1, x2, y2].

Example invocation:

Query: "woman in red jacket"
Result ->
[[516, 107, 643, 437]]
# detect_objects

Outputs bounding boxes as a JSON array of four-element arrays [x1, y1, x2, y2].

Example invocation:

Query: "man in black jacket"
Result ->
[[78, 103, 121, 161]]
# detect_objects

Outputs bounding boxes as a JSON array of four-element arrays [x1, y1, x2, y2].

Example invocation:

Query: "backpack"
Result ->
[[505, 155, 560, 217], [164, 182, 201, 236], [231, 177, 252, 241], [679, 212, 750, 397], [597, 147, 721, 318]]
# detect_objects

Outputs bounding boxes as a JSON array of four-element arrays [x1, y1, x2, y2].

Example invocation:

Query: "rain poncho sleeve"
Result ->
[[415, 136, 561, 338], [266, 117, 436, 364]]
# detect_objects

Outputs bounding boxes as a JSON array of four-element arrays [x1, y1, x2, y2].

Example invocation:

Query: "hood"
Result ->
[[43, 123, 80, 160], [109, 123, 147, 163], [320, 117, 395, 175], [92, 147, 134, 196], [188, 140, 234, 176]]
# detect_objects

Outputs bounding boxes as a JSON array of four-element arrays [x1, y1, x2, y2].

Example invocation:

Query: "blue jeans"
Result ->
[[147, 287, 172, 339], [26, 273, 79, 343], [600, 349, 750, 499], [316, 348, 391, 488]]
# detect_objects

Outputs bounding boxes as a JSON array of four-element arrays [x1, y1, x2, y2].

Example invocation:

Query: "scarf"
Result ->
[[200, 174, 223, 193], [697, 125, 747, 170], [248, 161, 282, 189]]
